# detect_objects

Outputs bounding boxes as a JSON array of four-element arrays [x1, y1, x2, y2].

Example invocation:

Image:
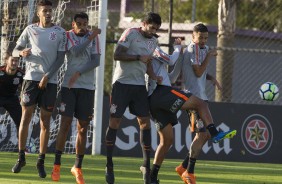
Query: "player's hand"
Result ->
[[208, 49, 217, 57], [140, 55, 152, 64], [88, 28, 101, 40], [20, 48, 31, 57], [174, 38, 182, 45], [156, 76, 163, 84], [68, 71, 81, 88], [38, 74, 48, 89]]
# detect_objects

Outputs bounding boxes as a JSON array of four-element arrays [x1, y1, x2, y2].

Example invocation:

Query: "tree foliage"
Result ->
[[144, 0, 282, 32]]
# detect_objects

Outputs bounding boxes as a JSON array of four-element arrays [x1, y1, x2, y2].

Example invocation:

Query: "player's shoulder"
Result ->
[[124, 27, 140, 35], [53, 25, 66, 32]]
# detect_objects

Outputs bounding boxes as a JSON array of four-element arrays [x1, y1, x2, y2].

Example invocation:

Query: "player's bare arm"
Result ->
[[12, 45, 31, 58], [88, 28, 101, 40], [114, 44, 152, 63], [206, 73, 222, 90], [146, 62, 163, 84], [192, 49, 217, 77]]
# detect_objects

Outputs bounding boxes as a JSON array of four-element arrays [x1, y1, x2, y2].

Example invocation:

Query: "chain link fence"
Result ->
[[1, 0, 281, 103]]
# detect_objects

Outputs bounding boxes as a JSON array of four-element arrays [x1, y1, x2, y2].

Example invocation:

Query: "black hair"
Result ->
[[73, 12, 89, 21], [37, 0, 52, 7], [142, 12, 162, 26], [193, 23, 208, 32]]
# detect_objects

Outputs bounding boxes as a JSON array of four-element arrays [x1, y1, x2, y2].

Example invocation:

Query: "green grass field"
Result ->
[[0, 152, 282, 184]]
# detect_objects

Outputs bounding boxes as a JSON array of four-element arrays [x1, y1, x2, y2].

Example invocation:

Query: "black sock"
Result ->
[[140, 129, 151, 169], [206, 124, 219, 137], [54, 150, 62, 165], [74, 154, 84, 168], [18, 150, 25, 162], [187, 158, 196, 174], [151, 164, 160, 181], [182, 155, 190, 169], [37, 153, 45, 165], [105, 127, 117, 168]]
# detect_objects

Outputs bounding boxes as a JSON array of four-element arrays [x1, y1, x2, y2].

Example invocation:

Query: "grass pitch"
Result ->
[[0, 152, 281, 184]]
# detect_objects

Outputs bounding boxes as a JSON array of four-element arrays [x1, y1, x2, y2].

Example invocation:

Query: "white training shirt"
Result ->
[[16, 23, 66, 84], [170, 42, 209, 100], [63, 30, 100, 90], [147, 45, 182, 96], [112, 28, 158, 85]]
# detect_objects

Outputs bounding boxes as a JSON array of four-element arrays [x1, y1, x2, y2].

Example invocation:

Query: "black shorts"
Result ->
[[110, 81, 150, 118], [21, 80, 57, 112], [0, 96, 22, 129], [58, 87, 94, 121], [149, 85, 192, 130]]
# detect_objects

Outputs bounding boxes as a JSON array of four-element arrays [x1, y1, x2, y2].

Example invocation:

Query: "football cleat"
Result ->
[[12, 159, 26, 173], [51, 164, 61, 181], [212, 130, 237, 143], [105, 166, 115, 184], [71, 166, 85, 184], [140, 166, 151, 184], [37, 163, 47, 178]]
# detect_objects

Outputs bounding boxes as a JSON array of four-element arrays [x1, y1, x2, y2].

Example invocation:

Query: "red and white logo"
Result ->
[[241, 114, 273, 155]]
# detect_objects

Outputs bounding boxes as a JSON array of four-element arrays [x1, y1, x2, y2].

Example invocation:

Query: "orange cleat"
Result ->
[[181, 170, 196, 184], [175, 164, 186, 178], [51, 164, 61, 181], [71, 166, 85, 184]]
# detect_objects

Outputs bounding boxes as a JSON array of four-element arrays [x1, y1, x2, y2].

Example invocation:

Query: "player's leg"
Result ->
[[52, 87, 75, 181], [181, 131, 209, 184], [37, 83, 57, 178], [70, 88, 94, 184], [70, 119, 88, 184], [105, 81, 129, 184], [4, 96, 22, 137], [12, 80, 39, 173], [130, 85, 151, 184], [181, 95, 236, 143], [150, 123, 174, 183]]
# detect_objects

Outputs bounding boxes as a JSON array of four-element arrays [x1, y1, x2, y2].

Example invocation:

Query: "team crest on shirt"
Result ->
[[147, 40, 154, 51], [59, 102, 66, 112], [13, 78, 20, 85], [22, 93, 30, 103], [49, 31, 57, 41], [110, 104, 117, 114]]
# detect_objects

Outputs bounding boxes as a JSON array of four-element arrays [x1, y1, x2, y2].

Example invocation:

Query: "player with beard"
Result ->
[[0, 52, 24, 137], [51, 12, 101, 184], [105, 12, 162, 184], [11, 0, 66, 178]]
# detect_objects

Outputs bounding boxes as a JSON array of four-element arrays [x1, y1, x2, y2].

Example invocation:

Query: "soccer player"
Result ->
[[105, 12, 162, 184], [0, 52, 24, 137], [170, 23, 230, 184], [11, 0, 66, 178], [148, 35, 236, 184], [50, 12, 101, 184]]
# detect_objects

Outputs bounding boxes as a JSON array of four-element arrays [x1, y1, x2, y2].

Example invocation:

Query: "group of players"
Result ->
[[0, 0, 237, 184]]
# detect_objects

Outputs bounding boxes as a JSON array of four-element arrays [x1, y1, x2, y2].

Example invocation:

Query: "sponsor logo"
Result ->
[[170, 99, 183, 113], [110, 104, 117, 114], [59, 102, 66, 112], [22, 93, 30, 103], [16, 72, 22, 77], [241, 114, 273, 156]]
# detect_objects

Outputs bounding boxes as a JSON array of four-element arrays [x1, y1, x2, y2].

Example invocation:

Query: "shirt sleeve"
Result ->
[[117, 28, 135, 48], [91, 36, 101, 54], [154, 45, 182, 66], [189, 43, 201, 65], [16, 27, 29, 47], [58, 30, 67, 52]]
